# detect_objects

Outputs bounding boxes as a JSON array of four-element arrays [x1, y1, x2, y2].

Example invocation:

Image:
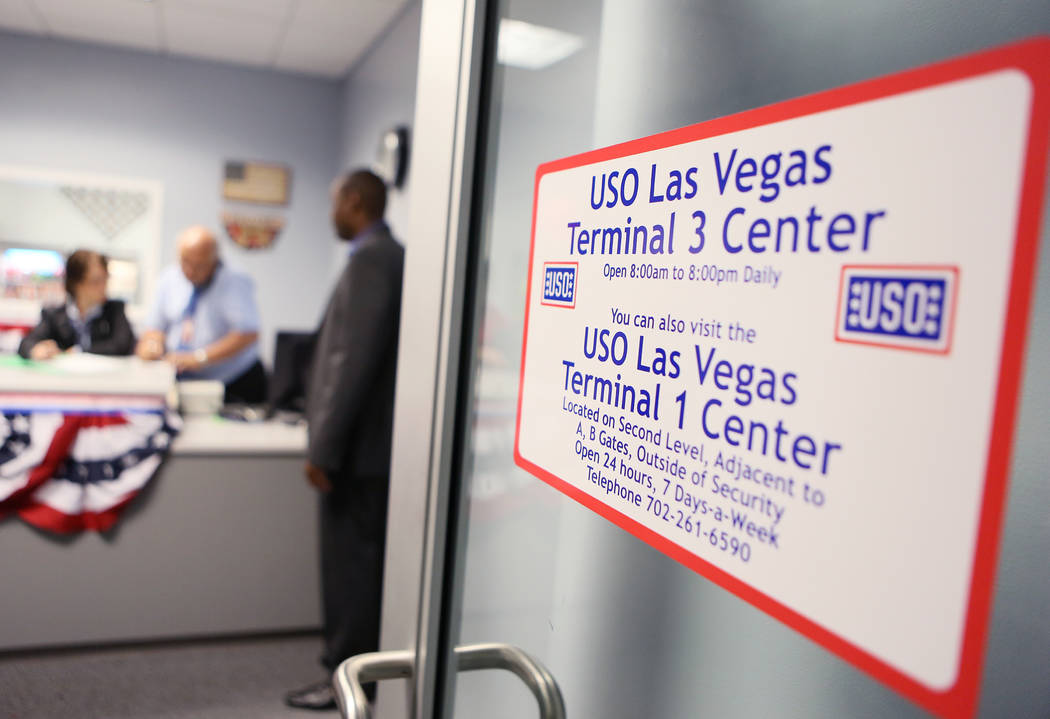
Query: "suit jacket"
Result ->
[[18, 299, 136, 359], [306, 224, 404, 481]]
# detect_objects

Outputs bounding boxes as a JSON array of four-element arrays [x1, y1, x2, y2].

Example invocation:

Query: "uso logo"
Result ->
[[835, 265, 958, 354], [541, 262, 578, 308]]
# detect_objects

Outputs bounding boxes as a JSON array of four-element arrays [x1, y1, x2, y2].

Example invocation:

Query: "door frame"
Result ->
[[378, 0, 489, 717]]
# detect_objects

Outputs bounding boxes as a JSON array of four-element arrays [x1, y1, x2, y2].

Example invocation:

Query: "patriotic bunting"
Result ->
[[0, 409, 181, 534]]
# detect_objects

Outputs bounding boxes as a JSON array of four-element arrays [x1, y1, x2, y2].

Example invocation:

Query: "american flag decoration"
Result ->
[[222, 212, 285, 250], [0, 408, 181, 534]]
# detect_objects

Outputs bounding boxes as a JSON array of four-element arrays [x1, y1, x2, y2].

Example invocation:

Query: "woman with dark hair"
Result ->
[[18, 249, 135, 360]]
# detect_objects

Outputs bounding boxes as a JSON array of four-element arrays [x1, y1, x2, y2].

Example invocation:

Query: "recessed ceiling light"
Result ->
[[497, 19, 583, 71]]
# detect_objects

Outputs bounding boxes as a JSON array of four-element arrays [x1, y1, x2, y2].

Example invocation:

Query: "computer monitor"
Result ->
[[269, 330, 316, 414]]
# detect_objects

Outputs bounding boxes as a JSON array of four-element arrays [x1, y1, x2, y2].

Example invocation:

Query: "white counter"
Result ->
[[0, 353, 319, 650], [0, 353, 309, 456], [0, 353, 175, 397], [172, 414, 307, 455]]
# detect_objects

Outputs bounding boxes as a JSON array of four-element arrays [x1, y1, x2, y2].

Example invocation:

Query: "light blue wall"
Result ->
[[336, 1, 421, 254], [0, 31, 345, 365]]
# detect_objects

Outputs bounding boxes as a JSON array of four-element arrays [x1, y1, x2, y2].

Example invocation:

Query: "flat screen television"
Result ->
[[1, 247, 65, 304]]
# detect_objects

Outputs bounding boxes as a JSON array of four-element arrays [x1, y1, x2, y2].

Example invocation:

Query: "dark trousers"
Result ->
[[319, 473, 390, 685], [224, 359, 268, 404]]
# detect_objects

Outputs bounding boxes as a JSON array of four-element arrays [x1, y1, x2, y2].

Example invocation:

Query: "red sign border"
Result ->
[[513, 37, 1049, 719], [833, 263, 960, 355]]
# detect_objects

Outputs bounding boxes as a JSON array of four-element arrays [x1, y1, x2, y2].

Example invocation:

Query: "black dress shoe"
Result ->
[[285, 679, 337, 711]]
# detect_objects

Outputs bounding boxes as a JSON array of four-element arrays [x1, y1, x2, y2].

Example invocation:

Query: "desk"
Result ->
[[0, 352, 176, 398], [173, 414, 307, 455], [0, 356, 320, 651]]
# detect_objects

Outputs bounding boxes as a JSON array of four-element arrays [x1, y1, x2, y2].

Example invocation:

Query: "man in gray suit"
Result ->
[[286, 169, 404, 711]]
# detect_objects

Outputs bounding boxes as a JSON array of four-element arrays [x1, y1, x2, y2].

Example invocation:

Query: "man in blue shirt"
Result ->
[[136, 225, 267, 403]]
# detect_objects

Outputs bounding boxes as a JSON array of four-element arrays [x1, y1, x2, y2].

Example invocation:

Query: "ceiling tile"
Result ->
[[288, 0, 374, 28], [4, 0, 410, 78], [162, 2, 285, 67], [273, 42, 367, 77], [34, 0, 161, 52], [0, 0, 46, 35], [275, 0, 406, 76], [167, 0, 293, 22]]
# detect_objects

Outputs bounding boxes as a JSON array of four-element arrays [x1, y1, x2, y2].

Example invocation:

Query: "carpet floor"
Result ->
[[0, 633, 332, 719]]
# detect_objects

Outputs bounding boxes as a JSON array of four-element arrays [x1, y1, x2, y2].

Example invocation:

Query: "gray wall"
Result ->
[[0, 453, 319, 650], [0, 31, 344, 364]]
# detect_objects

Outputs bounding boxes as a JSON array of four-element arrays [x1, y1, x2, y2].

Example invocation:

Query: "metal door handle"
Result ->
[[333, 642, 566, 719], [333, 648, 414, 718], [454, 643, 566, 719]]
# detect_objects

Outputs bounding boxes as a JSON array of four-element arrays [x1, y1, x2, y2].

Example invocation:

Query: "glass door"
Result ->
[[427, 1, 1050, 718]]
